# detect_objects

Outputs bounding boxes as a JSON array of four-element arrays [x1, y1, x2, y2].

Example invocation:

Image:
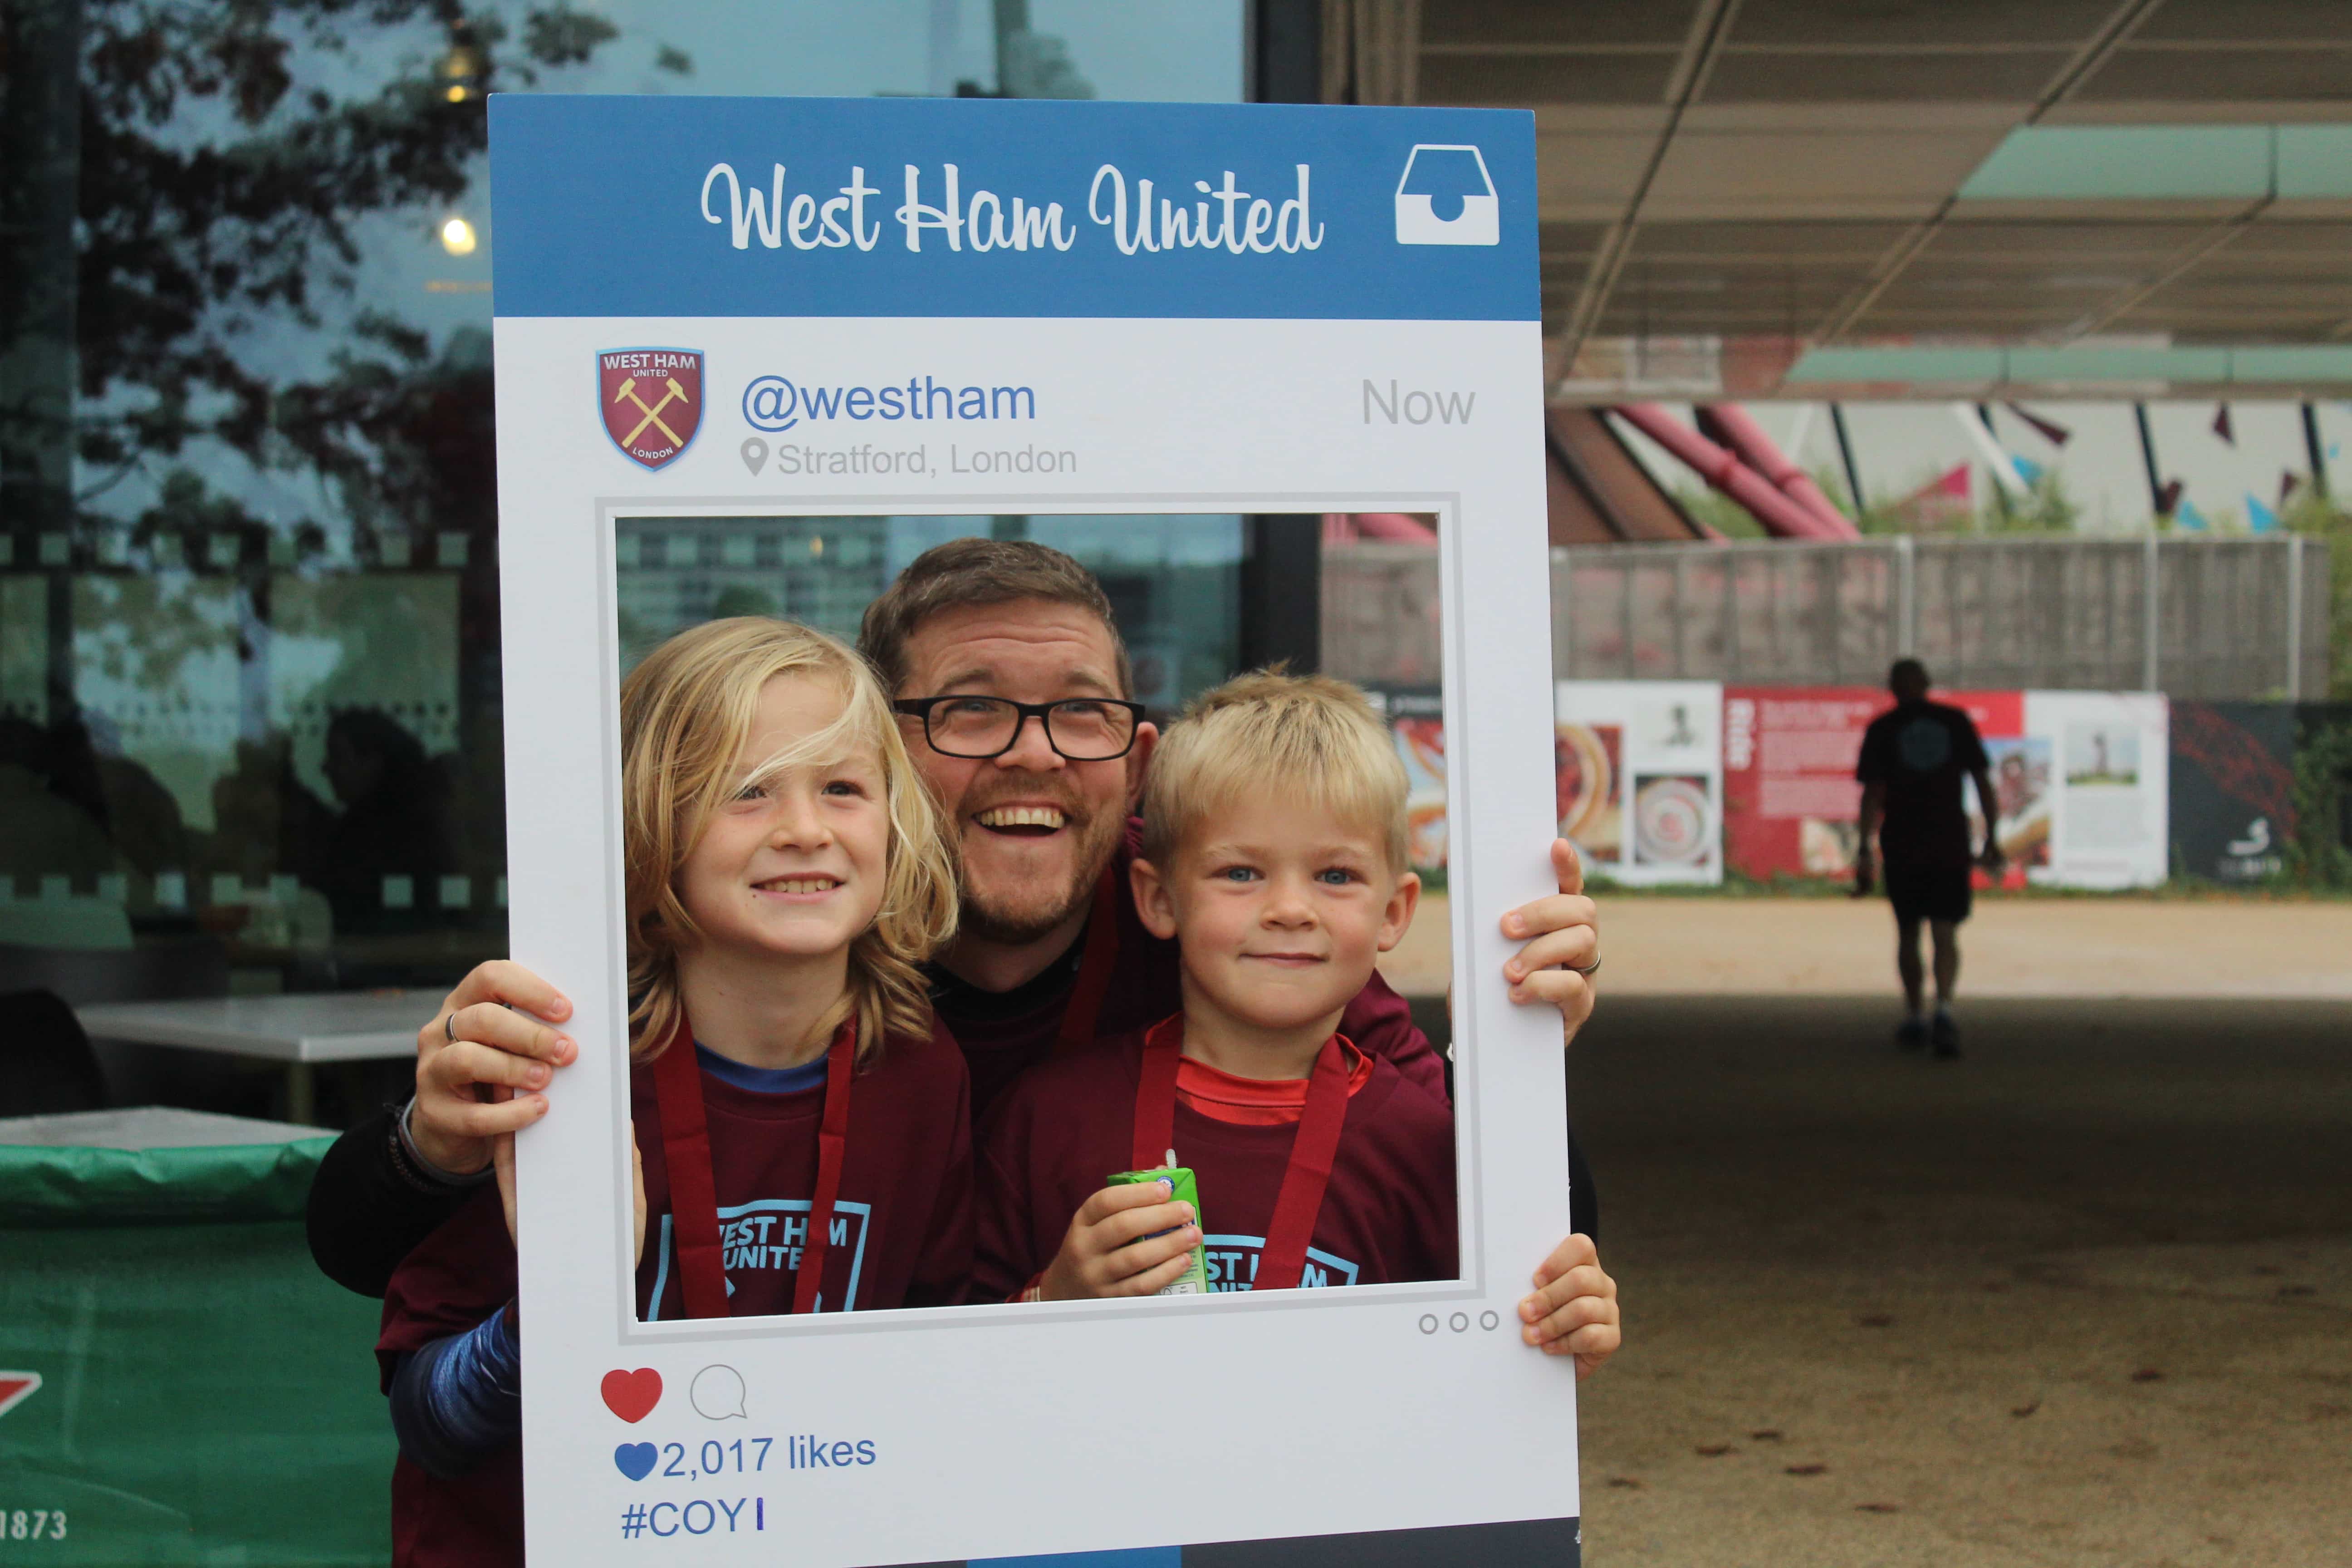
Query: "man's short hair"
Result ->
[[1141, 669, 1409, 872], [1889, 657, 1931, 694], [859, 538, 1133, 698]]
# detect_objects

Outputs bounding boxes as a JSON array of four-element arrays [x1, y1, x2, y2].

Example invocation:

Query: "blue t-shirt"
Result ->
[[694, 1042, 828, 1095]]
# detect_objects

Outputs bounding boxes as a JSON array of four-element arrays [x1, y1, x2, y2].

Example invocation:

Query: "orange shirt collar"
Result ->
[[1148, 1014, 1373, 1127]]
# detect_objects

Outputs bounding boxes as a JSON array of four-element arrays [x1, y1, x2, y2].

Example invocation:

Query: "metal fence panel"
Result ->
[[1321, 543, 1442, 685], [2298, 537, 2333, 701], [1321, 535, 2334, 700]]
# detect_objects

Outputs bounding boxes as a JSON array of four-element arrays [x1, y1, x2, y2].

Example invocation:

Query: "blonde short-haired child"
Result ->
[[377, 618, 973, 1566], [975, 671, 1619, 1371]]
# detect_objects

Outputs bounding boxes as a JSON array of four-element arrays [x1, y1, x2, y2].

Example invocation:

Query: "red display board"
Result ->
[[1722, 686, 2024, 883]]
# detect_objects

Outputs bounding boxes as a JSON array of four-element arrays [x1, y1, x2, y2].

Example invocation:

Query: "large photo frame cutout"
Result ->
[[600, 504, 1475, 1324], [493, 96, 1573, 1565]]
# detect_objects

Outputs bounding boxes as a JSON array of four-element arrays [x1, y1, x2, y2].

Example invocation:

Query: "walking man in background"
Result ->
[[1852, 658, 2004, 1058]]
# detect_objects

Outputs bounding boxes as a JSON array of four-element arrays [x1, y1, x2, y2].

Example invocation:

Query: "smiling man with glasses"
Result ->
[[890, 695, 1147, 765], [305, 537, 1606, 1297]]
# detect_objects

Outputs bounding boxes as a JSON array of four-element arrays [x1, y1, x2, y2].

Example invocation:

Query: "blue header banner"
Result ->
[[488, 96, 1536, 322]]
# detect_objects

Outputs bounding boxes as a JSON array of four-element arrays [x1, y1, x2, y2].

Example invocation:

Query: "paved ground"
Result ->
[[1566, 995, 2352, 1568], [1378, 892, 2352, 1000]]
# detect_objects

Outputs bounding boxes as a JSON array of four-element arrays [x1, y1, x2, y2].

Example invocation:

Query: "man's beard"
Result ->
[[954, 791, 1127, 948]]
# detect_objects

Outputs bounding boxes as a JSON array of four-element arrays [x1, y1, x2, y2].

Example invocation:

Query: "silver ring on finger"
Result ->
[[443, 1009, 461, 1044], [1569, 956, 1601, 978]]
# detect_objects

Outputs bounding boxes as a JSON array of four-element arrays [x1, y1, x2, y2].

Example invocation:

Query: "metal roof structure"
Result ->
[[1350, 0, 2352, 398]]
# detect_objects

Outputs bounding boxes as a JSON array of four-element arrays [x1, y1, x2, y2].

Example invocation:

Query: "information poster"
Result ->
[[490, 96, 1575, 1566], [1554, 681, 1722, 885], [1974, 715, 2052, 886], [1723, 686, 2164, 889], [1366, 686, 1450, 891], [2169, 701, 2298, 882], [1368, 679, 1726, 890], [2028, 691, 2169, 889]]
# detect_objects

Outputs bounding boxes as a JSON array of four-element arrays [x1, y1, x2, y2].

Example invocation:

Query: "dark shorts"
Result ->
[[1884, 857, 1972, 926]]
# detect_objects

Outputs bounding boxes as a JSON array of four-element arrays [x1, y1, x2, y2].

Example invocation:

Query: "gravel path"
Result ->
[[1378, 892, 2352, 1000], [1569, 995, 2352, 1568]]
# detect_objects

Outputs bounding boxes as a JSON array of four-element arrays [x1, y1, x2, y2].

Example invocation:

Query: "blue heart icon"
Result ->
[[614, 1442, 657, 1482]]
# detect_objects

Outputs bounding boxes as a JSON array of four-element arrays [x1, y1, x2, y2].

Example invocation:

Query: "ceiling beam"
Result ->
[[2061, 200, 2271, 339], [1323, 0, 1423, 107], [1550, 0, 1744, 382], [1808, 0, 2170, 347]]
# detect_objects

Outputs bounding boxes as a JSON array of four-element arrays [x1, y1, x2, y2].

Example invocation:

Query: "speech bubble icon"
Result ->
[[690, 1363, 748, 1420], [740, 437, 769, 475]]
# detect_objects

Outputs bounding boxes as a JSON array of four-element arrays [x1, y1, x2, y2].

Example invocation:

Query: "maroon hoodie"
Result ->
[[938, 820, 1443, 1122]]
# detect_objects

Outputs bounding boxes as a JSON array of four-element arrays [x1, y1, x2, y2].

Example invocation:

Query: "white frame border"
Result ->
[[590, 490, 1491, 1344]]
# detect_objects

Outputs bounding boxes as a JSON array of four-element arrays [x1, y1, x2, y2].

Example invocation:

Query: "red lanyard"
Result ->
[[1130, 1016, 1352, 1293], [1053, 864, 1123, 1056], [648, 1015, 854, 1318]]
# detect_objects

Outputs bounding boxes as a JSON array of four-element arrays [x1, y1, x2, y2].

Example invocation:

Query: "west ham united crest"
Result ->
[[598, 348, 704, 469]]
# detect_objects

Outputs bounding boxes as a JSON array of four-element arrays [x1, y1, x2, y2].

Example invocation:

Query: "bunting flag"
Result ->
[[2014, 456, 2044, 483], [2157, 479, 2183, 516], [2003, 402, 2072, 446], [2280, 471, 2302, 507], [2174, 498, 2209, 530], [2246, 494, 2278, 532], [1925, 463, 1971, 499], [1891, 462, 1972, 529], [2212, 404, 2235, 446]]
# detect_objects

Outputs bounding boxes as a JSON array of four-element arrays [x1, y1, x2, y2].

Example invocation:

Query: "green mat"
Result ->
[[0, 1138, 395, 1564]]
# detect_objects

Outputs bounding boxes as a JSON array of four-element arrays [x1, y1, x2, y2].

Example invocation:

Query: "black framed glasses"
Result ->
[[891, 696, 1146, 761]]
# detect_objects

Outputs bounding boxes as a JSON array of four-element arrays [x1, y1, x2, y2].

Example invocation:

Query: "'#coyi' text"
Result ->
[[700, 163, 1322, 256]]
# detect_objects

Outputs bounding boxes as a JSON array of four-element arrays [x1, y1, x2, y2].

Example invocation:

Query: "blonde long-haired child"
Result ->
[[621, 616, 956, 1068], [375, 618, 971, 1567]]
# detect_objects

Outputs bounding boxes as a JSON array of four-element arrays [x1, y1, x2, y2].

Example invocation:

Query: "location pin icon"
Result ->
[[740, 437, 769, 475]]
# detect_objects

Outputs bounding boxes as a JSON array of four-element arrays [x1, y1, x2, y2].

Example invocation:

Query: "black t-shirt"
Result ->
[[1855, 699, 1988, 867]]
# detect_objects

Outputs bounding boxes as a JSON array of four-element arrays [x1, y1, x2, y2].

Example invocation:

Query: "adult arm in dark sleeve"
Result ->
[[307, 1106, 481, 1298], [315, 961, 581, 1297], [1568, 1122, 1599, 1244], [1357, 967, 1601, 1235]]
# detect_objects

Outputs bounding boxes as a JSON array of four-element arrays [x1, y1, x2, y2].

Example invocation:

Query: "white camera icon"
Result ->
[[1395, 144, 1498, 246]]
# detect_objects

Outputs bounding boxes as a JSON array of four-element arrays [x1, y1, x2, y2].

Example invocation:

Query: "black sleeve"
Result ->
[[1955, 711, 1991, 774], [1854, 715, 1889, 784], [306, 1107, 473, 1298], [1567, 1119, 1600, 1245]]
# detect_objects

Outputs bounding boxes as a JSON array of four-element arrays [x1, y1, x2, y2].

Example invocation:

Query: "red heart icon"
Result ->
[[601, 1368, 662, 1423]]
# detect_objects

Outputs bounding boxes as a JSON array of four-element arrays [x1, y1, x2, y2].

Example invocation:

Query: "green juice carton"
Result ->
[[1107, 1151, 1209, 1295]]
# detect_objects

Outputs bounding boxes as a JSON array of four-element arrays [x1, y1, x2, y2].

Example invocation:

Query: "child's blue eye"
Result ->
[[1317, 867, 1358, 886], [1218, 866, 1259, 882]]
